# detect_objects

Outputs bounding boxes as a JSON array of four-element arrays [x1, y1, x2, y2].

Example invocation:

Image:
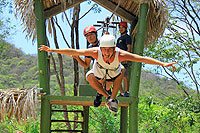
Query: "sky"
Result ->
[[6, 1, 121, 55]]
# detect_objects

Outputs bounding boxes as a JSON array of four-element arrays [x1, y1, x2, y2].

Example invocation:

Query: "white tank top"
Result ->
[[93, 47, 122, 79]]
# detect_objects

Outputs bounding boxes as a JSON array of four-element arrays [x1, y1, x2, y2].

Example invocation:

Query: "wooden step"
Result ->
[[51, 120, 83, 123], [46, 96, 133, 107], [51, 109, 83, 113], [51, 129, 83, 132]]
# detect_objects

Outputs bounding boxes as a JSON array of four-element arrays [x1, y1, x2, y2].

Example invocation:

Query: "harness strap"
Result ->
[[96, 62, 120, 80], [96, 62, 120, 71], [106, 69, 113, 79]]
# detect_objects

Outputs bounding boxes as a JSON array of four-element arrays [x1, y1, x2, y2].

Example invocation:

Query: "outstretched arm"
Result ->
[[119, 50, 176, 70], [39, 45, 97, 58]]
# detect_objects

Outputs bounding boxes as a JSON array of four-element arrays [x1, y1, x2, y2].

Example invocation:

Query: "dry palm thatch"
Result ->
[[111, 0, 168, 45], [0, 87, 38, 122], [14, 0, 168, 45], [14, 0, 72, 43], [140, 0, 168, 45]]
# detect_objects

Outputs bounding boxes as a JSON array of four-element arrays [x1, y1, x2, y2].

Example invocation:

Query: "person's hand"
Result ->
[[163, 62, 177, 71], [72, 56, 79, 60], [38, 45, 52, 52]]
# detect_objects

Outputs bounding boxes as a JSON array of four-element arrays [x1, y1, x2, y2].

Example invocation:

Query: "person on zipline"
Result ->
[[39, 34, 176, 114], [73, 25, 111, 107]]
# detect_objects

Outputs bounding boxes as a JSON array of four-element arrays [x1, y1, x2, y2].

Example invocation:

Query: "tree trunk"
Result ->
[[71, 5, 81, 130]]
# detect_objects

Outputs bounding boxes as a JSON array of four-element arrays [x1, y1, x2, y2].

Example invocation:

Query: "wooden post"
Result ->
[[40, 96, 51, 132], [120, 107, 128, 133], [83, 39, 90, 133], [129, 3, 148, 133], [34, 0, 51, 132], [120, 16, 138, 133], [83, 106, 89, 133]]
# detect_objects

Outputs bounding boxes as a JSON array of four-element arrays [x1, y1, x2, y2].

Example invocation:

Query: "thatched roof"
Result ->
[[14, 0, 168, 45], [0, 87, 38, 122]]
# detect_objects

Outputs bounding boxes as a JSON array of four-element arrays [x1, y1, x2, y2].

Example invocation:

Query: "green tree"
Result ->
[[139, 96, 200, 132], [0, 40, 38, 89], [144, 0, 200, 96]]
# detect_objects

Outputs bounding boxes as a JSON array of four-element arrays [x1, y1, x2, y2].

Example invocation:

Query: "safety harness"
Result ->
[[96, 62, 121, 80]]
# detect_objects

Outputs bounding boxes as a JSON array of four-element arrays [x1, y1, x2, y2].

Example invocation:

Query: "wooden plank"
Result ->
[[51, 129, 83, 132], [51, 110, 83, 113], [44, 0, 85, 18], [93, 0, 137, 22], [51, 120, 83, 123], [47, 96, 133, 107]]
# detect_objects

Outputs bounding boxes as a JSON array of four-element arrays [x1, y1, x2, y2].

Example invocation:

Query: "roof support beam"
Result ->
[[44, 0, 85, 18], [93, 0, 137, 22]]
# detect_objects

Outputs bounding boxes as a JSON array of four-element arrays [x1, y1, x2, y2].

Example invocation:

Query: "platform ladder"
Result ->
[[48, 84, 95, 132], [50, 104, 87, 132]]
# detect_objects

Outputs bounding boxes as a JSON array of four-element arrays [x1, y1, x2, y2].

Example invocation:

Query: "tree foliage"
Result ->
[[139, 95, 200, 132], [144, 0, 200, 95], [0, 40, 38, 89]]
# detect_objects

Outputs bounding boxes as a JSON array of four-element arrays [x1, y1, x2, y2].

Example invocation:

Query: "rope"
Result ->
[[109, 0, 122, 20], [96, 0, 121, 33]]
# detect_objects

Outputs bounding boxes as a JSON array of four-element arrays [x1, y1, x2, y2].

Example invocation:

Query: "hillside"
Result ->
[[0, 40, 38, 89], [139, 71, 189, 99]]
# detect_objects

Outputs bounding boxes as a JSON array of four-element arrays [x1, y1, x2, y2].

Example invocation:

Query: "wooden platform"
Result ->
[[43, 84, 133, 107], [46, 96, 132, 107]]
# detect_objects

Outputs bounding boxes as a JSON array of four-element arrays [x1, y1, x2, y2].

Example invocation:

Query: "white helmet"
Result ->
[[99, 34, 116, 47]]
